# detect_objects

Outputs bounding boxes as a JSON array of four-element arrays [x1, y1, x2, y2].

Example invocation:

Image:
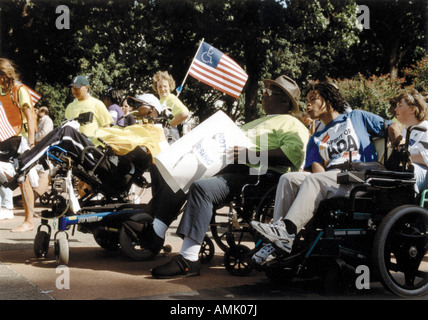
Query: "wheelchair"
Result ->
[[244, 125, 428, 297], [31, 124, 172, 265], [197, 170, 280, 274]]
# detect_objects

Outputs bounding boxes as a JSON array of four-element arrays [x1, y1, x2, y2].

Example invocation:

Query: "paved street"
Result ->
[[1, 194, 428, 303]]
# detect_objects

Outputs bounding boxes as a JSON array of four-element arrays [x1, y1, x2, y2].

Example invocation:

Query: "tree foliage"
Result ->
[[0, 0, 426, 125]]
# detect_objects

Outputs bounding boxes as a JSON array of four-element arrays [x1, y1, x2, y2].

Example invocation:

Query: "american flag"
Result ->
[[188, 41, 248, 99], [0, 85, 41, 141], [0, 101, 17, 142], [24, 85, 42, 106]]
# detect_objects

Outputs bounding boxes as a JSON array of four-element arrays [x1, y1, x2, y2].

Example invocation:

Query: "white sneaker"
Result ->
[[250, 219, 295, 253], [252, 243, 276, 265], [0, 208, 14, 220]]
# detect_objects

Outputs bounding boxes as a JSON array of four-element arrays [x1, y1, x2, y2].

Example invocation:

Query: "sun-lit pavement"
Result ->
[[1, 192, 427, 302]]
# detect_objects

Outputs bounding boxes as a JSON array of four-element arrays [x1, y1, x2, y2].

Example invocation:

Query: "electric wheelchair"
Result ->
[[5, 120, 172, 265], [211, 126, 428, 297]]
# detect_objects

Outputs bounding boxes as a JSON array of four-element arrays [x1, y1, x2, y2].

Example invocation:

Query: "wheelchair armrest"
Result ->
[[79, 146, 104, 166]]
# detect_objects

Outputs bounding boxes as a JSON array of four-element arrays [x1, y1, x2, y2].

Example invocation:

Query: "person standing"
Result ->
[[152, 71, 190, 142], [35, 106, 54, 143], [65, 75, 113, 138], [101, 87, 125, 127], [0, 58, 36, 231]]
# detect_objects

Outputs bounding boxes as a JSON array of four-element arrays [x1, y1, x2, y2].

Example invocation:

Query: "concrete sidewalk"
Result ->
[[0, 202, 270, 300]]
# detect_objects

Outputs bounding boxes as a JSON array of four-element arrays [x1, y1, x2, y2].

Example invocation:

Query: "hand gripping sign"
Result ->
[[154, 111, 254, 193]]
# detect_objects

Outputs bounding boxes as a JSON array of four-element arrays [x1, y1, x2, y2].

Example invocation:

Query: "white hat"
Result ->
[[134, 94, 163, 114]]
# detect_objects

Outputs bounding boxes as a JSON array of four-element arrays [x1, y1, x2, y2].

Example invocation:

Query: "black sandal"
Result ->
[[151, 255, 200, 279]]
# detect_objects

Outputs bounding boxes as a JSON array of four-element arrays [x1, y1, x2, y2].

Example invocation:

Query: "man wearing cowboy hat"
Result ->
[[147, 75, 310, 278]]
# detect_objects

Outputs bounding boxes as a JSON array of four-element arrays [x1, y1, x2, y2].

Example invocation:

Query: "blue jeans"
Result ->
[[176, 164, 261, 244], [0, 186, 13, 209]]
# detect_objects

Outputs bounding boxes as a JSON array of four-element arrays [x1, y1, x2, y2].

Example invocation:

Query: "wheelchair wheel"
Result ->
[[119, 213, 154, 261], [93, 227, 120, 251], [373, 205, 428, 297], [34, 230, 50, 259], [54, 237, 69, 265], [210, 206, 250, 252], [224, 245, 253, 276], [254, 185, 276, 223], [199, 236, 215, 264]]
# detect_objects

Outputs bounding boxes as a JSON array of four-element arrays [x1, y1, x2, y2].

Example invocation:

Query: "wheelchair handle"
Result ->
[[404, 125, 427, 151]]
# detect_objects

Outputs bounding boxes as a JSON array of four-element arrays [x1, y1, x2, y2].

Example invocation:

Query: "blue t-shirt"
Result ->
[[305, 110, 391, 171]]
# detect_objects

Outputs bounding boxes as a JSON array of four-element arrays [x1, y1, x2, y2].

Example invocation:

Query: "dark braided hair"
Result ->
[[307, 82, 347, 114]]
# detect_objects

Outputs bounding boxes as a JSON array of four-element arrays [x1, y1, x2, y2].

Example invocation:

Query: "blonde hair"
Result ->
[[152, 71, 176, 94], [397, 89, 428, 122], [0, 58, 20, 91]]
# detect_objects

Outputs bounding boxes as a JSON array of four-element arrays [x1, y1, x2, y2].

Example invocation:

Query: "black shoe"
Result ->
[[151, 255, 201, 279]]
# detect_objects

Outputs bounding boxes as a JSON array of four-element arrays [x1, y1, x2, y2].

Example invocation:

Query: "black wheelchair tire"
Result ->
[[224, 245, 253, 276], [119, 213, 154, 261], [199, 236, 215, 264], [34, 230, 50, 259], [373, 204, 428, 297], [93, 227, 120, 251]]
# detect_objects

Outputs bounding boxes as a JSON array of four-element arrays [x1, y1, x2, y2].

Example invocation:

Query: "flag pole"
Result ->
[[176, 38, 205, 97]]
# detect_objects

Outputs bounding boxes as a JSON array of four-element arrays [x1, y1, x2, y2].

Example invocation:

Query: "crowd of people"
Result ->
[[0, 56, 427, 281]]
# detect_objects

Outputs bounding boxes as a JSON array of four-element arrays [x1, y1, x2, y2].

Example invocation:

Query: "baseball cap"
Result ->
[[69, 75, 90, 88]]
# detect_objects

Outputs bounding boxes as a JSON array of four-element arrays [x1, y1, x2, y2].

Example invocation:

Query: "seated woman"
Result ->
[[394, 88, 428, 193]]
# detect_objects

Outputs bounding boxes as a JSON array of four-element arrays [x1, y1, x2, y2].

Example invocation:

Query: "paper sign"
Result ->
[[154, 111, 254, 193]]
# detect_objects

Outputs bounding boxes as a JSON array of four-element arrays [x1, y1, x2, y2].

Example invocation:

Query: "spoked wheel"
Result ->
[[373, 205, 428, 297], [254, 185, 276, 223], [199, 236, 215, 264], [210, 205, 251, 252], [224, 245, 253, 276]]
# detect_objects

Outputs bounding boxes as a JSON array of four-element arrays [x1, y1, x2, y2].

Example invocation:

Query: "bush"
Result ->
[[35, 82, 70, 127], [405, 54, 428, 96], [329, 73, 405, 119]]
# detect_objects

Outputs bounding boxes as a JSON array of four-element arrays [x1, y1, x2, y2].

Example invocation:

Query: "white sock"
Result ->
[[152, 218, 168, 239], [179, 236, 200, 262]]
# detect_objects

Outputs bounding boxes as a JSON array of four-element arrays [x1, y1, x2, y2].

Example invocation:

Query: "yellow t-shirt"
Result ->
[[241, 114, 310, 173], [160, 93, 189, 122], [65, 96, 113, 138]]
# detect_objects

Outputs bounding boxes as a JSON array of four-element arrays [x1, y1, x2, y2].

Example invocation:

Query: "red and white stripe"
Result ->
[[189, 47, 248, 99], [0, 102, 17, 142], [25, 85, 42, 106]]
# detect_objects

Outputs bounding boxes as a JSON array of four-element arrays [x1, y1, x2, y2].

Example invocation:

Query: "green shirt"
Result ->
[[241, 114, 309, 173]]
